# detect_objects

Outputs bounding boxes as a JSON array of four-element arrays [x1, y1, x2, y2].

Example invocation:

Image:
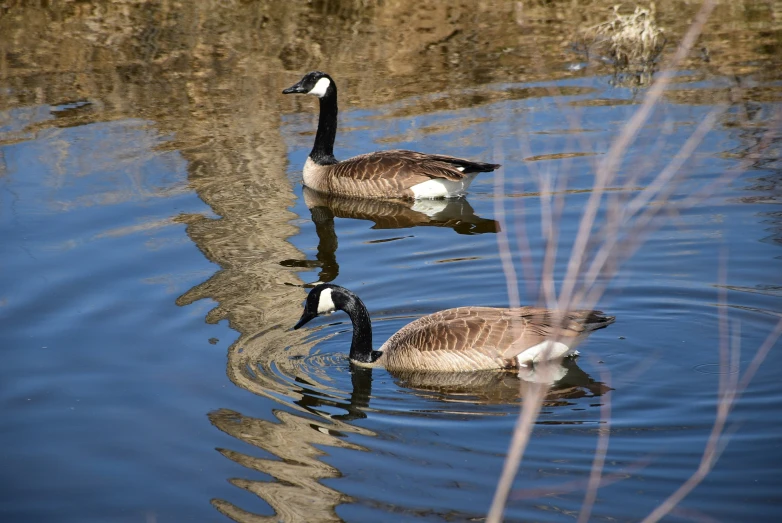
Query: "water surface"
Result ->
[[1, 2, 781, 522]]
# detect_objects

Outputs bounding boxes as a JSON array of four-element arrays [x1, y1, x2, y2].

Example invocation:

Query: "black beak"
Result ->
[[293, 310, 316, 330], [282, 80, 308, 95]]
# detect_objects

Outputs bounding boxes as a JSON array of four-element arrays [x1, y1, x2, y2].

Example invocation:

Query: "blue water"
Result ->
[[2, 64, 781, 523]]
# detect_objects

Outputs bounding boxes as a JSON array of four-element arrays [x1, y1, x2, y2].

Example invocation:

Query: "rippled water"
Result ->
[[2, 2, 782, 522]]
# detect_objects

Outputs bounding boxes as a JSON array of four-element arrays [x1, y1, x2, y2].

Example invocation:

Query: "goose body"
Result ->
[[294, 284, 615, 372], [283, 71, 500, 200]]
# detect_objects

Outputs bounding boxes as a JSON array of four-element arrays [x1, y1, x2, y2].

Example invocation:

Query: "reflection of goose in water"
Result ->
[[295, 284, 615, 371], [208, 357, 609, 521], [304, 187, 500, 234], [392, 359, 611, 406], [208, 342, 609, 521], [280, 187, 499, 282]]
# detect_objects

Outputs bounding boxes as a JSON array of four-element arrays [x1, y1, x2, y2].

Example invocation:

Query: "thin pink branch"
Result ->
[[487, 383, 549, 523], [577, 362, 613, 523]]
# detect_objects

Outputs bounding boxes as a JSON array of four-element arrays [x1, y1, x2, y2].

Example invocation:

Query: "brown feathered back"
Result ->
[[375, 306, 615, 372], [304, 150, 500, 199]]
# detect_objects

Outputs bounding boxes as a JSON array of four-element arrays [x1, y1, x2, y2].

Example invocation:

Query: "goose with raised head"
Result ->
[[282, 71, 501, 200], [293, 284, 615, 372]]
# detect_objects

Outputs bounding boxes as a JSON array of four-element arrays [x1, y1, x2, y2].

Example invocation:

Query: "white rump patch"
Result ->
[[410, 173, 477, 199], [411, 198, 448, 217], [308, 77, 331, 98], [516, 340, 573, 366], [317, 288, 336, 314]]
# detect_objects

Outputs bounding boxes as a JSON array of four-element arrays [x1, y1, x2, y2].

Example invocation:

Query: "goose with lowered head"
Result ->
[[282, 71, 500, 200], [293, 284, 615, 372]]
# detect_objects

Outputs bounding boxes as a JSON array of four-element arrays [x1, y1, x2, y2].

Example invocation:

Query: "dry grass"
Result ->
[[488, 0, 782, 521], [577, 3, 667, 85], [589, 4, 666, 67]]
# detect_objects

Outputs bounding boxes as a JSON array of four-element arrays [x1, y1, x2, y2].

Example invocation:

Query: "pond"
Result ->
[[1, 2, 781, 522]]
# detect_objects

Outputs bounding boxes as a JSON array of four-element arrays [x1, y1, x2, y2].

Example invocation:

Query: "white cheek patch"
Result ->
[[317, 288, 336, 314], [308, 77, 331, 98]]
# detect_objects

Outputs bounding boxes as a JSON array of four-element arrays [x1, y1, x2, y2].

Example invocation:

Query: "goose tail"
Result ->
[[458, 160, 501, 174], [580, 311, 616, 331]]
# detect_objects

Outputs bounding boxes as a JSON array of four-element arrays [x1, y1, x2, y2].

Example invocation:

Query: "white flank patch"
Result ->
[[516, 340, 572, 366], [308, 77, 331, 98], [410, 173, 477, 199], [411, 198, 448, 217], [456, 166, 465, 172], [317, 288, 336, 314]]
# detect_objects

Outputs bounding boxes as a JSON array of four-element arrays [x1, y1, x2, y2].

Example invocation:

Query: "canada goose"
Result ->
[[282, 71, 501, 200], [293, 284, 615, 372]]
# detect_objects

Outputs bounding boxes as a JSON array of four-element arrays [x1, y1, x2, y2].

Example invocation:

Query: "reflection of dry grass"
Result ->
[[489, 0, 782, 521]]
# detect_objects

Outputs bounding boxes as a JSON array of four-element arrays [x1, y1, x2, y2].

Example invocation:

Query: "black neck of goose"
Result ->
[[340, 292, 374, 363], [310, 87, 338, 165]]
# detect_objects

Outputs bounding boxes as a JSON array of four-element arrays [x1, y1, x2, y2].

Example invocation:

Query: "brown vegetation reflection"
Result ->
[[207, 367, 375, 523], [2, 0, 780, 522]]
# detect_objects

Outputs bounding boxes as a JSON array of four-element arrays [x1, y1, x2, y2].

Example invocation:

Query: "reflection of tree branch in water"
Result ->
[[281, 188, 500, 283]]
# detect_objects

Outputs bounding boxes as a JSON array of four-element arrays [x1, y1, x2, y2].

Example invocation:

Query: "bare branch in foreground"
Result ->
[[486, 382, 548, 523], [487, 2, 724, 521], [577, 361, 613, 523], [557, 0, 718, 312], [640, 301, 782, 521]]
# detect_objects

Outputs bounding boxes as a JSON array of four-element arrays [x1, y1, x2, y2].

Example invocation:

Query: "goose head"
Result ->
[[293, 283, 342, 329], [282, 71, 335, 99], [293, 284, 376, 364]]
